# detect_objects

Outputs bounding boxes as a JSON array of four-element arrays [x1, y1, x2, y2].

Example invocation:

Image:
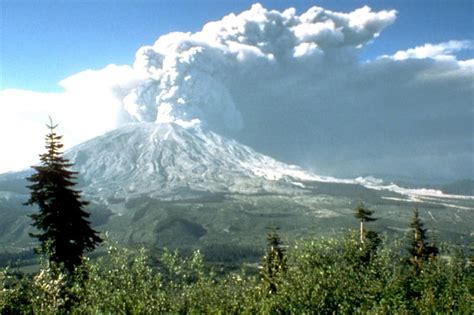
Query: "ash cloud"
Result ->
[[124, 4, 397, 134], [1, 3, 472, 181]]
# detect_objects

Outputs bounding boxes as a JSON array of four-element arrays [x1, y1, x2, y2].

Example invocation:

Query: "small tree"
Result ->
[[353, 202, 377, 244], [260, 226, 287, 294], [408, 208, 438, 271], [25, 118, 102, 274]]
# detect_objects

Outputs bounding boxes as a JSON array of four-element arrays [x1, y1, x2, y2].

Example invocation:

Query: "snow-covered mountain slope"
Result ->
[[2, 122, 472, 204], [66, 122, 474, 207], [66, 122, 316, 200], [1, 122, 473, 252]]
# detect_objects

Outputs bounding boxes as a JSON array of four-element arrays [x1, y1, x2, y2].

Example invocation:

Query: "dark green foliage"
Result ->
[[408, 208, 439, 271], [359, 230, 382, 263], [260, 226, 287, 294], [354, 201, 377, 222], [353, 201, 378, 245], [24, 119, 102, 274], [1, 234, 472, 314]]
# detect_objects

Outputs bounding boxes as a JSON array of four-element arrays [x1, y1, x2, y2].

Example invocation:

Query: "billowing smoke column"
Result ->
[[1, 3, 472, 179], [99, 4, 474, 180], [121, 4, 396, 136]]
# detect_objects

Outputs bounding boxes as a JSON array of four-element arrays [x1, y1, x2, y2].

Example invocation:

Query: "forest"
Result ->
[[1, 225, 473, 314]]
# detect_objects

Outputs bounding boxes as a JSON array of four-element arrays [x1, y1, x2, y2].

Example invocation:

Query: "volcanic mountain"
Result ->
[[0, 122, 473, 255], [66, 122, 316, 201]]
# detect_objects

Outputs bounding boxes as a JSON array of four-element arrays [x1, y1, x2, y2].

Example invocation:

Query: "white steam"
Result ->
[[383, 40, 473, 61], [122, 4, 396, 133], [0, 3, 472, 180]]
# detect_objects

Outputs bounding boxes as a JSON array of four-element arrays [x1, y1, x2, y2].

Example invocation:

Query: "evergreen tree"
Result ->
[[353, 202, 377, 244], [260, 226, 287, 294], [25, 118, 102, 273], [408, 208, 438, 271]]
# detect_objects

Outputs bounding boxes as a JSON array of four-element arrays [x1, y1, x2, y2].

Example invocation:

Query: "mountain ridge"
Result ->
[[0, 122, 473, 255], [66, 122, 314, 202], [1, 122, 472, 202]]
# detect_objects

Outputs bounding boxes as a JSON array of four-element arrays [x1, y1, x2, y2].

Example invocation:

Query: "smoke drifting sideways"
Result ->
[[1, 4, 473, 181], [124, 4, 397, 134]]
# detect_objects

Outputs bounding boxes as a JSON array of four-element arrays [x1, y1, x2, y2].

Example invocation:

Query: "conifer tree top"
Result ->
[[408, 208, 439, 270], [353, 202, 377, 222], [25, 118, 102, 274]]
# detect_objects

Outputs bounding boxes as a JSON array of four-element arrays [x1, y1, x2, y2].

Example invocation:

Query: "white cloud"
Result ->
[[0, 4, 472, 181], [125, 3, 396, 133], [382, 40, 473, 61], [0, 65, 144, 172]]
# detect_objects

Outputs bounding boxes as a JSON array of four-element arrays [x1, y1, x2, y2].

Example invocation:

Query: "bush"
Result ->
[[1, 234, 472, 314]]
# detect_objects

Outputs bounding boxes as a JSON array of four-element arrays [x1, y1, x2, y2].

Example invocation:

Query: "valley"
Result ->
[[1, 173, 472, 267]]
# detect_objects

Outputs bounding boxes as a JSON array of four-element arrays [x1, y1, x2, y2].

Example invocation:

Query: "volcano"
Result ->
[[66, 122, 321, 201], [0, 122, 473, 254]]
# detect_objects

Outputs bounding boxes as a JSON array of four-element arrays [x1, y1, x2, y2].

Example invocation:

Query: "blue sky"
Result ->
[[1, 0, 473, 92]]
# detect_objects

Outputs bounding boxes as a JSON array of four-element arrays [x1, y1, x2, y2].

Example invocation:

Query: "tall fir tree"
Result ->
[[408, 208, 438, 271], [260, 225, 287, 294], [25, 118, 102, 273], [353, 202, 377, 244]]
